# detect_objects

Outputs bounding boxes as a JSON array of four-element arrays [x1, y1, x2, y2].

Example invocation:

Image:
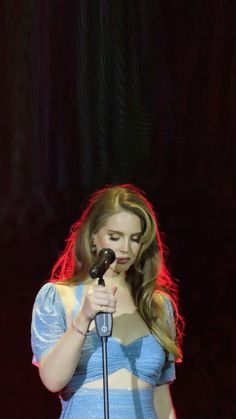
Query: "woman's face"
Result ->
[[93, 210, 142, 276]]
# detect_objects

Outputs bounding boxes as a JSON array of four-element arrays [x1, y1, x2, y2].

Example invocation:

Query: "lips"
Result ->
[[116, 257, 130, 264]]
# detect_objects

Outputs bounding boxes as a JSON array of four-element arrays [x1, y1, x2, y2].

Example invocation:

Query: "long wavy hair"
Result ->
[[50, 184, 184, 361]]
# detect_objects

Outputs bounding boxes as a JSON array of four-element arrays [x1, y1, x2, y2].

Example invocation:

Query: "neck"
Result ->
[[103, 271, 128, 288], [84, 271, 129, 289]]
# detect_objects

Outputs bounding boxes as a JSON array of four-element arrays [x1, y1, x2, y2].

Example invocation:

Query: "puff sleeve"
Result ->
[[158, 297, 176, 385], [31, 282, 67, 366]]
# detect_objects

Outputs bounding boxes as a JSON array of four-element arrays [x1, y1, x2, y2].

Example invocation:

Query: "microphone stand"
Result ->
[[93, 274, 113, 419], [89, 248, 115, 419]]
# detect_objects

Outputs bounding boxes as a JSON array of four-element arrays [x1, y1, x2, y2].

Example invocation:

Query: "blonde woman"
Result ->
[[31, 184, 184, 418]]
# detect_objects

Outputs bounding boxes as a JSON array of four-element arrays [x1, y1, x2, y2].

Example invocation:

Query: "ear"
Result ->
[[91, 232, 96, 244], [90, 234, 97, 255]]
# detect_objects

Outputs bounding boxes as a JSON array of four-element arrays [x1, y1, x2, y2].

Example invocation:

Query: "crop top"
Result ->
[[31, 283, 176, 397]]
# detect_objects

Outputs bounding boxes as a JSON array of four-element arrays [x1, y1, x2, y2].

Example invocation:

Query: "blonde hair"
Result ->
[[50, 184, 184, 361]]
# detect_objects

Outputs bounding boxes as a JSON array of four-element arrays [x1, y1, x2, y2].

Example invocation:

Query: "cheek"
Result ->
[[131, 243, 141, 256], [95, 234, 111, 250]]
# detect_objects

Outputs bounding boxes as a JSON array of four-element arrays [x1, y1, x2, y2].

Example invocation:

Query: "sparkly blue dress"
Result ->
[[31, 283, 176, 418]]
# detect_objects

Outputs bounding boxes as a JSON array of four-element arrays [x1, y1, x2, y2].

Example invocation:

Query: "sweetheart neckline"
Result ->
[[87, 330, 156, 347]]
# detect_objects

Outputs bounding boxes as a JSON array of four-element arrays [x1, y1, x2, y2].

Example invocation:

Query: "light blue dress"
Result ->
[[31, 283, 176, 418]]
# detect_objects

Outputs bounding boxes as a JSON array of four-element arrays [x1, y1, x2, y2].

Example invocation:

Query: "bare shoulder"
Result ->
[[55, 283, 71, 296], [55, 283, 77, 315]]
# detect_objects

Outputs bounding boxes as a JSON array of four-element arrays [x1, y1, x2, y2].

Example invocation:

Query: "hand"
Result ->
[[78, 284, 118, 322]]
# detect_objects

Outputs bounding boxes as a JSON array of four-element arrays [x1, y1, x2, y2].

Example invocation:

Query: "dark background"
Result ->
[[1, 1, 235, 418]]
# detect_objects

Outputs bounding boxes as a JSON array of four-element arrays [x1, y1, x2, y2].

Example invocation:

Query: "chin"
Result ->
[[115, 264, 132, 273]]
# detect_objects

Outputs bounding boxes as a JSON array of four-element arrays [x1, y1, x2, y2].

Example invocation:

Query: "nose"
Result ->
[[120, 238, 129, 254]]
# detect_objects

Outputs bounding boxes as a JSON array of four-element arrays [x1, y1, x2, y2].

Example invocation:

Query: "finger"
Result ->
[[93, 297, 116, 308], [97, 305, 116, 313], [111, 285, 118, 295], [94, 286, 110, 296], [95, 286, 117, 301]]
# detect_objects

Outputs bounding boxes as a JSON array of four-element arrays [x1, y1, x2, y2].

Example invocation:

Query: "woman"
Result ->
[[31, 184, 184, 418]]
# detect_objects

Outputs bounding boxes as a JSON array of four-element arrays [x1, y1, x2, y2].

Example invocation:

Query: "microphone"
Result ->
[[89, 248, 116, 279]]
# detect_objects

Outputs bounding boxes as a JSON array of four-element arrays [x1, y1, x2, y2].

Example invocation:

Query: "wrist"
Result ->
[[71, 319, 89, 337], [72, 313, 91, 332]]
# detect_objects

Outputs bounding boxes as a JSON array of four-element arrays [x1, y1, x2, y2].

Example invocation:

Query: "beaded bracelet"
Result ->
[[71, 319, 89, 337]]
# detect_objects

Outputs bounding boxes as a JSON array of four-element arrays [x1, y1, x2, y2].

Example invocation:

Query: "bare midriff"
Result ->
[[83, 368, 152, 389]]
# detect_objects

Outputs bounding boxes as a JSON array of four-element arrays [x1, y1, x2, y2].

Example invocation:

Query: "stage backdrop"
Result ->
[[0, 1, 235, 418]]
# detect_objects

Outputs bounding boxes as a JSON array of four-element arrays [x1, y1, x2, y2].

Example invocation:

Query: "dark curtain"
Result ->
[[0, 1, 235, 418]]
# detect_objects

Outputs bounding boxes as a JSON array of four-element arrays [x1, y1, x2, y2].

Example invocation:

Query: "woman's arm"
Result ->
[[154, 384, 177, 419], [39, 313, 90, 392], [38, 284, 117, 392]]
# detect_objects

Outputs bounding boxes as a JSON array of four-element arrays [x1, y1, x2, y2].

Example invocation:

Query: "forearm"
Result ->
[[167, 407, 177, 419], [154, 384, 176, 419], [39, 315, 90, 392]]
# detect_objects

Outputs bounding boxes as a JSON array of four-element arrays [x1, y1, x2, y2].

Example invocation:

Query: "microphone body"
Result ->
[[89, 248, 116, 279]]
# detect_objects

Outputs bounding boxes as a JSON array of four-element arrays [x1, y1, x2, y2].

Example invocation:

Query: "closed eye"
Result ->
[[108, 235, 120, 241], [131, 235, 141, 243], [108, 232, 142, 242]]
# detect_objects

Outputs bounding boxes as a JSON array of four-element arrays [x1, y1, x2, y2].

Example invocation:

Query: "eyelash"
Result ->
[[109, 236, 119, 241], [108, 236, 140, 243], [132, 238, 141, 243]]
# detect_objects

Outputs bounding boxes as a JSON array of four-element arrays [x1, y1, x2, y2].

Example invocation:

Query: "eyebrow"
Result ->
[[107, 229, 142, 236]]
